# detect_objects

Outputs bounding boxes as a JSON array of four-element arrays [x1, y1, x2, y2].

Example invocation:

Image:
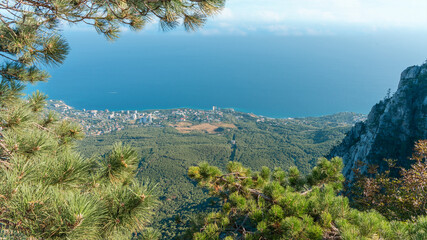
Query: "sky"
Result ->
[[68, 0, 427, 36], [214, 0, 427, 35], [109, 0, 427, 36], [32, 0, 427, 117]]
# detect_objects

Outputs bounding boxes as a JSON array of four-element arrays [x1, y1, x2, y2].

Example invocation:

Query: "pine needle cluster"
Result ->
[[188, 158, 427, 239], [0, 93, 157, 239]]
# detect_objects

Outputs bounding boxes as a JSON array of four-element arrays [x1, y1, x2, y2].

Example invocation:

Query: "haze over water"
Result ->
[[29, 1, 427, 118]]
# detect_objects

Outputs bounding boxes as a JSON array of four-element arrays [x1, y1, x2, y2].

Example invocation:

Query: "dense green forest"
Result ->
[[77, 112, 361, 238], [1, 0, 425, 238]]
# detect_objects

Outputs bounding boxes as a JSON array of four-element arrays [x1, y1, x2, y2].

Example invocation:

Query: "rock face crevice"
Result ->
[[329, 64, 427, 181]]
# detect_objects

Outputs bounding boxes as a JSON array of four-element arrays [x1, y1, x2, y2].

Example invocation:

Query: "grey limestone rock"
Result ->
[[329, 63, 427, 182]]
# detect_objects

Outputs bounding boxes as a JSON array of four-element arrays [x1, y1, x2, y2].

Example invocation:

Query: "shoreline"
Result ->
[[48, 99, 366, 120]]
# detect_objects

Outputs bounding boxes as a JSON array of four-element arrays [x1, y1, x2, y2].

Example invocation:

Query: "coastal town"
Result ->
[[46, 100, 366, 136], [46, 100, 238, 136]]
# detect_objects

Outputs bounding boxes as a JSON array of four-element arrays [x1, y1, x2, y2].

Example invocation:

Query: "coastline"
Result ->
[[46, 99, 366, 120]]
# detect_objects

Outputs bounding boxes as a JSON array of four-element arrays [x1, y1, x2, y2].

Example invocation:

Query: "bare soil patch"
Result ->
[[171, 122, 236, 134]]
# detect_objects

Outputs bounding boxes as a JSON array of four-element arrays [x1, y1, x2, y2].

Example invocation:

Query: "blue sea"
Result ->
[[29, 31, 427, 118]]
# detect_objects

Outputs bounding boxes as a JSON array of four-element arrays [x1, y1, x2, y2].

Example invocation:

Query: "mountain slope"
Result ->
[[329, 63, 427, 181]]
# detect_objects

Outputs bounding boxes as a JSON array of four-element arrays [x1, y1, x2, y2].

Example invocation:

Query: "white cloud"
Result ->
[[64, 0, 427, 36], [256, 11, 286, 22], [204, 0, 427, 35], [216, 8, 234, 21]]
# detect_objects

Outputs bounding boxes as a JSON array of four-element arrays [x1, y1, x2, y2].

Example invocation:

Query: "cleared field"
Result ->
[[171, 122, 236, 134]]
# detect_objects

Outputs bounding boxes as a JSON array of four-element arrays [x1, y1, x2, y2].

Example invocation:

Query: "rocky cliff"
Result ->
[[329, 63, 427, 181]]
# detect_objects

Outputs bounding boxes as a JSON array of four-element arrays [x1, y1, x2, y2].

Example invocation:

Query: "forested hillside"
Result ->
[[77, 112, 363, 238], [4, 0, 426, 239]]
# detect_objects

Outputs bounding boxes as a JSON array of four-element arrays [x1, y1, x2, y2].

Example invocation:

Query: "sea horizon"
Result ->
[[27, 32, 427, 119]]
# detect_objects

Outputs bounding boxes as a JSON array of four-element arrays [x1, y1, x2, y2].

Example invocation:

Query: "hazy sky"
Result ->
[[69, 0, 427, 36], [203, 0, 427, 35], [215, 0, 427, 32]]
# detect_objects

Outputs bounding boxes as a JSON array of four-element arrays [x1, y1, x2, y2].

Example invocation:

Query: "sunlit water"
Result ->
[[29, 31, 427, 118]]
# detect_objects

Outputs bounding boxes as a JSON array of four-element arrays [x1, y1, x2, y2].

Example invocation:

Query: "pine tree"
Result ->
[[188, 158, 426, 239], [0, 0, 225, 239], [0, 94, 159, 239]]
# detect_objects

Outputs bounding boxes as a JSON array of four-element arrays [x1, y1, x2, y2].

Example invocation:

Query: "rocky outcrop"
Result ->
[[329, 64, 427, 181]]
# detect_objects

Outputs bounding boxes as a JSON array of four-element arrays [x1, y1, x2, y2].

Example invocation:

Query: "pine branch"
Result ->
[[0, 53, 19, 63], [323, 222, 341, 240], [215, 175, 274, 203], [0, 159, 11, 168], [33, 122, 56, 136], [0, 141, 11, 157]]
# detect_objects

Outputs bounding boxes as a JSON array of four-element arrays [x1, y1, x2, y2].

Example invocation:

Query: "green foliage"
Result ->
[[77, 114, 355, 238], [2, 2, 421, 239], [352, 140, 427, 221], [0, 1, 224, 239], [137, 228, 163, 240], [0, 98, 157, 239], [188, 158, 426, 239], [99, 143, 140, 183]]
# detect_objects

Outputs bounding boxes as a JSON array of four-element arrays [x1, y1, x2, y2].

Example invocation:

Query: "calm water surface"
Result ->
[[29, 31, 427, 118]]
